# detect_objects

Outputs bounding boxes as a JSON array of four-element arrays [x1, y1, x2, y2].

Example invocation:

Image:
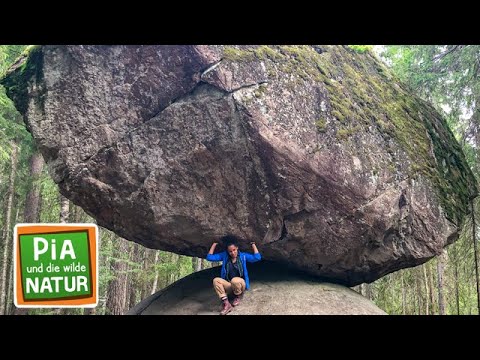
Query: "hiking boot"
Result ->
[[220, 300, 233, 315], [232, 294, 243, 307]]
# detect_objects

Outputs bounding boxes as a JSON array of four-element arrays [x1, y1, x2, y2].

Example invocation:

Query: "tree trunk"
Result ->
[[410, 272, 416, 315], [364, 283, 372, 300], [6, 207, 20, 315], [415, 267, 422, 315], [471, 199, 480, 314], [151, 251, 160, 295], [106, 237, 129, 315], [427, 262, 436, 314], [463, 249, 472, 315], [192, 257, 202, 272], [169, 253, 178, 284], [454, 256, 460, 315], [52, 194, 71, 315], [357, 284, 363, 296], [128, 243, 140, 310], [450, 245, 460, 315], [140, 248, 150, 301], [59, 194, 70, 223], [423, 265, 429, 315], [437, 250, 446, 315], [100, 235, 112, 315], [73, 203, 85, 223], [83, 307, 96, 315], [0, 143, 19, 315], [15, 150, 42, 315], [23, 151, 44, 223], [123, 256, 130, 312]]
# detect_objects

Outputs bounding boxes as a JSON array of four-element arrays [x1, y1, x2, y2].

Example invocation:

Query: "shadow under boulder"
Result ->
[[127, 261, 386, 315]]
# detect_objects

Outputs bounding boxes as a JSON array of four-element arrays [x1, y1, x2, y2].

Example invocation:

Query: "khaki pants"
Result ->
[[213, 277, 246, 299]]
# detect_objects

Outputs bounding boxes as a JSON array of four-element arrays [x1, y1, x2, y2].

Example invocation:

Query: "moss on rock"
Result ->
[[0, 45, 44, 114], [221, 45, 477, 225], [315, 118, 327, 132]]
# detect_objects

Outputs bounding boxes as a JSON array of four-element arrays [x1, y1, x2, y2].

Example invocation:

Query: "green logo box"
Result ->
[[19, 231, 92, 300], [14, 224, 98, 307]]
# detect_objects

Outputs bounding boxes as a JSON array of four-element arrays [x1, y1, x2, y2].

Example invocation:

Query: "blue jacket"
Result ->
[[206, 250, 261, 290]]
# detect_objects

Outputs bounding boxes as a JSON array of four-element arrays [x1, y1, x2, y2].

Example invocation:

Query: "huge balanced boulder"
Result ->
[[2, 45, 476, 286]]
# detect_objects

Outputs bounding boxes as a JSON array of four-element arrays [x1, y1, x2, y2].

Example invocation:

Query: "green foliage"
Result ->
[[223, 46, 285, 63], [38, 170, 61, 222], [223, 47, 256, 62], [336, 125, 360, 140], [1, 45, 44, 115], [253, 83, 268, 98], [348, 45, 373, 53], [368, 214, 480, 315], [377, 46, 480, 222], [0, 45, 29, 164], [315, 118, 327, 132], [257, 46, 284, 61], [379, 45, 480, 127], [367, 45, 480, 314], [0, 45, 26, 75]]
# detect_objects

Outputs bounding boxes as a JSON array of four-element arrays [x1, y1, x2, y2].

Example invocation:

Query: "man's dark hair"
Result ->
[[220, 234, 240, 247]]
